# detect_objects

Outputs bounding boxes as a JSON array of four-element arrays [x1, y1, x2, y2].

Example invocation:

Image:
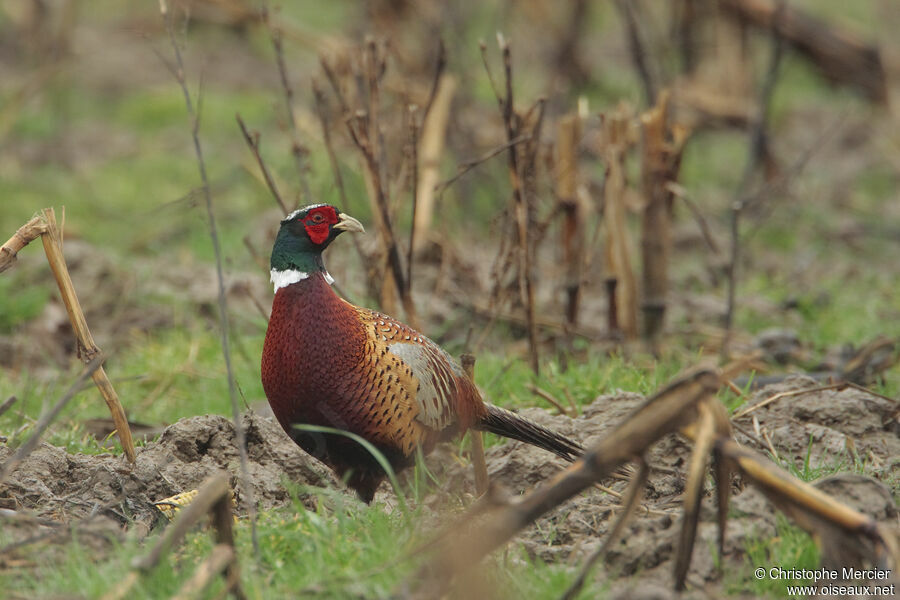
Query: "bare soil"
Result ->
[[1, 377, 895, 594], [0, 413, 337, 548]]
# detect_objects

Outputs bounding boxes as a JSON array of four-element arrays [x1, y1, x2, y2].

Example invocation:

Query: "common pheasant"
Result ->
[[261, 203, 583, 502]]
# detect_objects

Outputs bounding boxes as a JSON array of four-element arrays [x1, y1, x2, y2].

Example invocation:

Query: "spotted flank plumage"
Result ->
[[357, 308, 466, 432]]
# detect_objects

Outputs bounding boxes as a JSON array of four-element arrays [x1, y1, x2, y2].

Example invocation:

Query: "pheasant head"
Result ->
[[270, 204, 364, 291]]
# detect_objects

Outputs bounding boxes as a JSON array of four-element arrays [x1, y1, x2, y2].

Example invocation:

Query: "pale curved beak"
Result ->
[[334, 212, 365, 234]]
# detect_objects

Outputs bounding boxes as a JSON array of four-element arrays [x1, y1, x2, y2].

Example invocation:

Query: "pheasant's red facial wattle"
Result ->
[[303, 206, 339, 245]]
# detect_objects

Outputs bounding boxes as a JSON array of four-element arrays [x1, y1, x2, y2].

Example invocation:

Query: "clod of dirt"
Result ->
[[814, 473, 897, 522], [0, 413, 343, 535], [604, 581, 681, 600], [738, 375, 900, 477]]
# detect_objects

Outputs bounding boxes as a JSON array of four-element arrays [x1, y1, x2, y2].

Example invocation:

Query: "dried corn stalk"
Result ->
[[602, 104, 639, 338], [639, 90, 689, 347], [0, 209, 136, 462]]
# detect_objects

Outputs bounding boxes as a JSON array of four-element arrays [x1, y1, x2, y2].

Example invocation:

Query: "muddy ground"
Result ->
[[1, 376, 896, 596]]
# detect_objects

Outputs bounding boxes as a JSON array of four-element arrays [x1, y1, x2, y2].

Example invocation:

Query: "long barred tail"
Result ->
[[476, 403, 583, 461]]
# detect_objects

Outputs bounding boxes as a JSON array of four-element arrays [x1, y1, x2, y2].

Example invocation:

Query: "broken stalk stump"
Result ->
[[461, 353, 488, 496], [1, 209, 135, 463], [556, 111, 584, 328], [38, 208, 136, 462], [0, 215, 47, 273], [601, 105, 638, 339], [639, 91, 688, 349]]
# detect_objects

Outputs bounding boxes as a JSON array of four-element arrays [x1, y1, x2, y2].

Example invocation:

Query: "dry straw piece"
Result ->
[[0, 208, 136, 463]]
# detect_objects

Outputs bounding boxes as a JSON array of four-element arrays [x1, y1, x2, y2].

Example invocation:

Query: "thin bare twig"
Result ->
[[614, 0, 657, 106], [406, 104, 419, 293], [318, 55, 351, 116], [732, 383, 843, 420], [158, 0, 258, 555], [420, 38, 446, 128], [561, 459, 650, 600], [311, 77, 369, 288], [236, 113, 288, 215], [365, 38, 383, 186], [434, 134, 531, 198], [496, 34, 540, 374], [527, 384, 571, 417], [263, 4, 310, 204], [723, 1, 785, 358], [0, 396, 16, 418], [667, 182, 720, 254], [335, 43, 418, 326], [311, 78, 350, 212], [350, 115, 416, 322], [478, 41, 503, 109]]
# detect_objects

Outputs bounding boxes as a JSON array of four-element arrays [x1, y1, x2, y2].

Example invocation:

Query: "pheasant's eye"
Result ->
[[310, 213, 325, 224]]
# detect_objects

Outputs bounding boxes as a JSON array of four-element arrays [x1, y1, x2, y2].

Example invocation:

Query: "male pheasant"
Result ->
[[261, 203, 583, 502]]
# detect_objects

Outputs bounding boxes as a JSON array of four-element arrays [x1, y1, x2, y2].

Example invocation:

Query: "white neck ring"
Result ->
[[270, 268, 334, 292]]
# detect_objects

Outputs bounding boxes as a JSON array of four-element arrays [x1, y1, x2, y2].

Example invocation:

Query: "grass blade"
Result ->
[[293, 423, 408, 513]]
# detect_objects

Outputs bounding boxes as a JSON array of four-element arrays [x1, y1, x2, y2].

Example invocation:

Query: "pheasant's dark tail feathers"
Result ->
[[477, 403, 584, 461]]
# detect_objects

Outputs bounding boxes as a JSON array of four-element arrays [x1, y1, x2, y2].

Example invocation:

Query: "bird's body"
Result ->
[[262, 204, 582, 501]]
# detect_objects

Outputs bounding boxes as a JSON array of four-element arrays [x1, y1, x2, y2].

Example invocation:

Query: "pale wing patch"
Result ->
[[387, 342, 457, 430]]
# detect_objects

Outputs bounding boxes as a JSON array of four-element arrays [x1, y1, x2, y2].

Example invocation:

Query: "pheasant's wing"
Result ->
[[387, 339, 462, 431], [354, 307, 472, 432]]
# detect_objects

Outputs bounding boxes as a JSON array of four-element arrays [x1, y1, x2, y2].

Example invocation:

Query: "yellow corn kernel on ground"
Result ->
[[153, 489, 200, 521]]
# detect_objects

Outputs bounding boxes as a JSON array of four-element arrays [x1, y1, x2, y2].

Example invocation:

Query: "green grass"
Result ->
[[0, 274, 49, 333], [0, 327, 265, 450], [0, 484, 596, 599], [478, 351, 689, 411], [728, 516, 821, 599], [2, 494, 418, 599]]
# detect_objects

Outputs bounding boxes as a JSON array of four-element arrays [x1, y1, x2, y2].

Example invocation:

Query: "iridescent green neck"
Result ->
[[270, 226, 328, 273], [270, 227, 332, 291]]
